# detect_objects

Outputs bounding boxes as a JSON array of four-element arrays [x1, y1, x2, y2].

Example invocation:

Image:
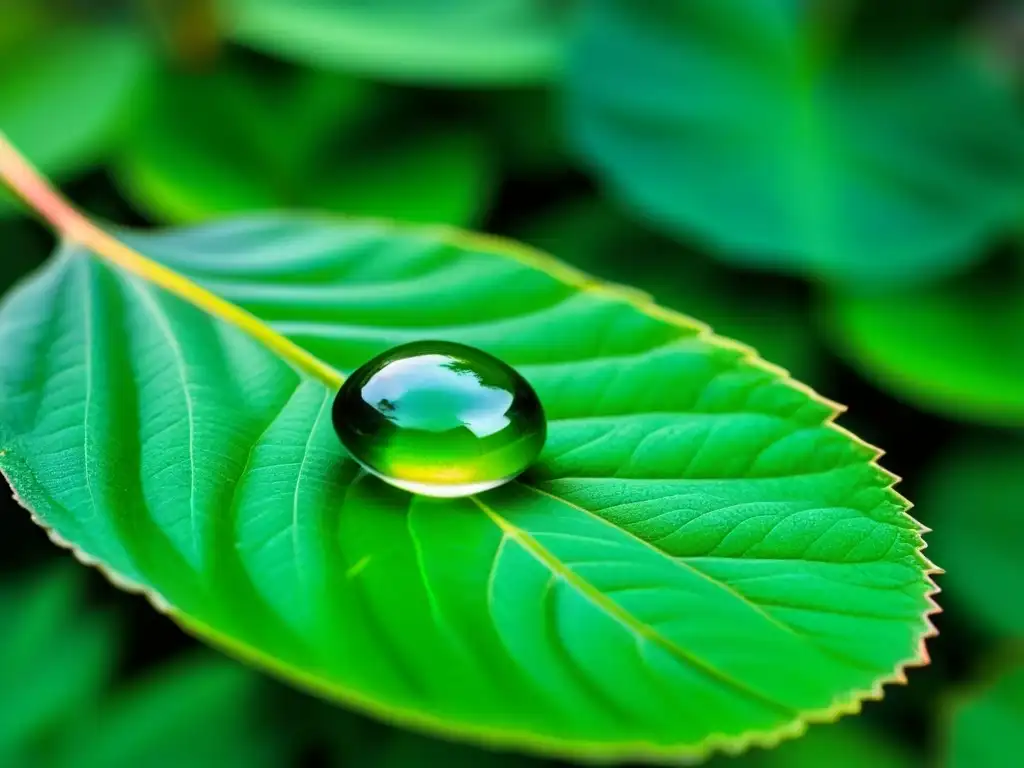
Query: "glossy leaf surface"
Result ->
[[566, 2, 1024, 286], [0, 215, 935, 760]]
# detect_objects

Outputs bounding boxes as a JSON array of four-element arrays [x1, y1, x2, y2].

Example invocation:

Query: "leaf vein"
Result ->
[[125, 277, 199, 563]]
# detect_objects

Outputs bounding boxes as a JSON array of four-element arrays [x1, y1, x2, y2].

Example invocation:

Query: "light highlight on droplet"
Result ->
[[332, 341, 546, 497]]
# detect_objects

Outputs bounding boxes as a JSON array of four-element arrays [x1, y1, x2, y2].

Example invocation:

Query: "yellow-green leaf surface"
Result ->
[[0, 215, 937, 761]]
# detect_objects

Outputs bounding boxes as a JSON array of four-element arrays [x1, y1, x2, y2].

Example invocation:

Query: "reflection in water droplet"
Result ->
[[332, 341, 546, 498]]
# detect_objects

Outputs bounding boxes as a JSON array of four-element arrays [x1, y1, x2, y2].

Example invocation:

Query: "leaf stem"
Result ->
[[0, 130, 95, 240], [0, 129, 345, 390]]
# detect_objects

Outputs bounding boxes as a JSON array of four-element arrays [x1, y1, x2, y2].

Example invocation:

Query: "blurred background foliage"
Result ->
[[1, 0, 1022, 765]]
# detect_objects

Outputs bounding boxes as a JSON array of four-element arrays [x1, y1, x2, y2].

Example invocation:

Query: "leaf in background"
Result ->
[[116, 62, 491, 227], [55, 654, 286, 768], [707, 719, 913, 768], [0, 212, 937, 760], [518, 199, 823, 387], [315, 700, 536, 768], [943, 657, 1024, 768], [0, 0, 45, 52], [308, 133, 492, 225], [565, 2, 1024, 286], [824, 272, 1024, 426], [918, 437, 1024, 637], [372, 732, 531, 768], [0, 27, 150, 196], [0, 567, 117, 763], [226, 0, 565, 86], [474, 89, 569, 177], [0, 563, 289, 766]]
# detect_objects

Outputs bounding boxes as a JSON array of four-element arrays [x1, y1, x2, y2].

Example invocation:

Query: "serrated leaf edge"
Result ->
[[0, 139, 940, 763], [1, 212, 941, 763]]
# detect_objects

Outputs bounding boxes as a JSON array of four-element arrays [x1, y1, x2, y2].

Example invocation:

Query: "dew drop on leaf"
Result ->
[[331, 341, 546, 497]]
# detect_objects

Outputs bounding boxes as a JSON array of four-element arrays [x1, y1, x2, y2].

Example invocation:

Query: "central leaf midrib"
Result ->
[[81, 212, 707, 399], [71, 234, 344, 389], [80, 218, 883, 709]]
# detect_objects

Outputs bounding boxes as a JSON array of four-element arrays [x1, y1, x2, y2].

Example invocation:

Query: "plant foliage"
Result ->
[[0, 210, 936, 760]]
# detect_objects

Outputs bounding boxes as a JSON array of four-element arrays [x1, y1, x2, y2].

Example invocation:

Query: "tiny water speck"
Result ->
[[332, 341, 546, 498]]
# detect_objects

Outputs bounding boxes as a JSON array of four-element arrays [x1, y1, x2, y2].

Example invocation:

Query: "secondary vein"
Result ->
[[470, 495, 796, 717]]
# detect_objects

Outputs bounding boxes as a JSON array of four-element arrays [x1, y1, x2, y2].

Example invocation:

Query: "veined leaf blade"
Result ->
[[0, 215, 937, 761]]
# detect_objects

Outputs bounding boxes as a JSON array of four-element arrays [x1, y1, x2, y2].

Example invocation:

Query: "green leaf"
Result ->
[[0, 215, 936, 761], [824, 272, 1024, 426], [0, 563, 287, 767], [0, 567, 117, 762], [55, 654, 286, 768], [0, 27, 150, 187], [227, 0, 565, 86], [565, 2, 1024, 286], [116, 63, 491, 227], [944, 657, 1024, 768], [518, 199, 823, 386], [918, 437, 1024, 637]]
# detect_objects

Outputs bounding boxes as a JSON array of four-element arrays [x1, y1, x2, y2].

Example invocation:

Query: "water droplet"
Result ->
[[332, 341, 546, 498]]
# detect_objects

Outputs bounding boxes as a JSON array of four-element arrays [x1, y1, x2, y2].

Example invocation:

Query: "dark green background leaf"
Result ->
[[566, 1, 1024, 286], [0, 568, 116, 762], [708, 719, 913, 768], [0, 565, 284, 768], [374, 732, 529, 768], [116, 61, 492, 226], [824, 269, 1024, 426], [944, 657, 1024, 768], [55, 655, 284, 768], [919, 437, 1024, 637]]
